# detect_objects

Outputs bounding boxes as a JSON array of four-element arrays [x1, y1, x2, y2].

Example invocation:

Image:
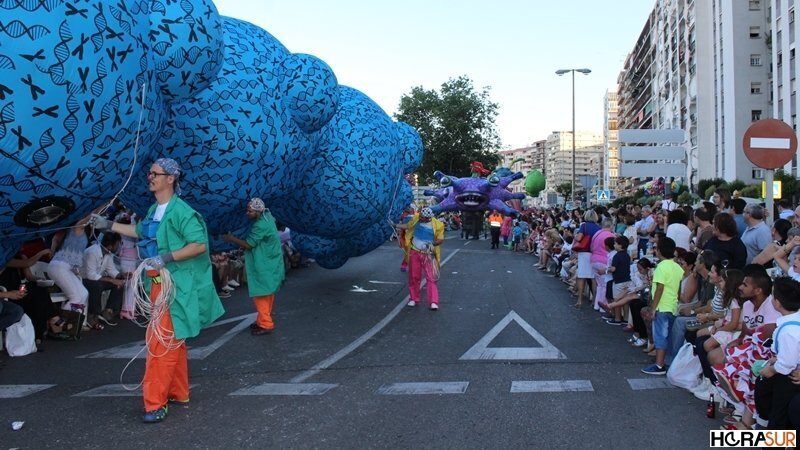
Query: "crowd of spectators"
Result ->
[[483, 189, 800, 431]]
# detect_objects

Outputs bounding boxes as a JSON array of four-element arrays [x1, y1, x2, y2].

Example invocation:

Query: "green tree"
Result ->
[[727, 179, 747, 193], [775, 170, 799, 201], [555, 182, 573, 199], [740, 185, 761, 198], [677, 191, 694, 206], [697, 178, 727, 197], [395, 75, 502, 183]]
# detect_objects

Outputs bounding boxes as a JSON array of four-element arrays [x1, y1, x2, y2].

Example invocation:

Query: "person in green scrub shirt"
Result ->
[[92, 157, 224, 423], [222, 198, 285, 335]]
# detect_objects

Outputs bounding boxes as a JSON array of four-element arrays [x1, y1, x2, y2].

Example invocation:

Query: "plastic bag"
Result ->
[[667, 342, 702, 390], [5, 314, 37, 357]]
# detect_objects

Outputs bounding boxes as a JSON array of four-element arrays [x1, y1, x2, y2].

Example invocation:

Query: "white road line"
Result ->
[[289, 249, 461, 384], [0, 384, 56, 398], [376, 382, 469, 395], [77, 313, 257, 360], [627, 378, 675, 390], [368, 280, 402, 285], [229, 383, 338, 396], [750, 137, 791, 149], [510, 380, 594, 393], [73, 383, 199, 397]]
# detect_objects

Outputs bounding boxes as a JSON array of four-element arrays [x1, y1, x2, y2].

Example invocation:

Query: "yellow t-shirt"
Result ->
[[652, 259, 683, 314]]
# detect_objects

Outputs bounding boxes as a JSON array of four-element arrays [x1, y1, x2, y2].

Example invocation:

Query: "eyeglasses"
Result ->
[[146, 171, 171, 178]]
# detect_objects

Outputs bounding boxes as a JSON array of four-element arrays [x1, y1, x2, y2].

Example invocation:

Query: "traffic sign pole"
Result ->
[[766, 170, 774, 225]]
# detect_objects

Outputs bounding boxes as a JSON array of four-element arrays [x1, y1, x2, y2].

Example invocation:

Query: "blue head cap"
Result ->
[[155, 158, 182, 195]]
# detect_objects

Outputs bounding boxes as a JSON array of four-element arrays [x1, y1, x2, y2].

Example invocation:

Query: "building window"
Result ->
[[752, 168, 764, 179], [750, 54, 762, 66], [749, 0, 760, 9], [750, 26, 761, 38], [778, 52, 783, 65], [751, 82, 762, 94], [752, 110, 763, 121]]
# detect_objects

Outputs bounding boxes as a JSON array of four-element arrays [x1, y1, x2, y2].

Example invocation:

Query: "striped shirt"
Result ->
[[710, 286, 726, 315]]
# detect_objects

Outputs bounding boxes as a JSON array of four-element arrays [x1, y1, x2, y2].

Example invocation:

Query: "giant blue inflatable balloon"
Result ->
[[0, 0, 423, 268], [0, 0, 169, 263]]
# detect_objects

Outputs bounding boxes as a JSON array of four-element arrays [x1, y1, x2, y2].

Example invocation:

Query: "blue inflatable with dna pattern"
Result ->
[[0, 0, 422, 269]]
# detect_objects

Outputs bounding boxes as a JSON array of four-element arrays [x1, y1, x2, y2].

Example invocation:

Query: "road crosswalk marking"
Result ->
[[0, 384, 55, 398], [73, 383, 200, 397], [627, 378, 675, 390], [510, 380, 594, 393], [229, 383, 338, 396], [76, 313, 256, 360], [376, 382, 469, 395]]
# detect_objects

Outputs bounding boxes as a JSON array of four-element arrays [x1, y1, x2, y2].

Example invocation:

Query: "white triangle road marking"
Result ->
[[459, 311, 566, 360]]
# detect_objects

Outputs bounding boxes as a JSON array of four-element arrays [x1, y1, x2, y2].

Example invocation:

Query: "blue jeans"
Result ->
[[665, 315, 692, 365], [652, 311, 676, 351]]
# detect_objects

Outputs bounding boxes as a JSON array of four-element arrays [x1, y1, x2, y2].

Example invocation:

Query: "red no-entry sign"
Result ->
[[742, 119, 798, 169]]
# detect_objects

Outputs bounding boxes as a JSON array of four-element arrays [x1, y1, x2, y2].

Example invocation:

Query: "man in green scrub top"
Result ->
[[223, 198, 285, 335]]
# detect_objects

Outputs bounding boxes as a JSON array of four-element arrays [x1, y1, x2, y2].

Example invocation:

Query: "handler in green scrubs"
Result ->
[[223, 198, 284, 335], [93, 157, 224, 423]]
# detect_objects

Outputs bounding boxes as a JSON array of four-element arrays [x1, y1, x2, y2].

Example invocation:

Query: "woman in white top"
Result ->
[[48, 218, 91, 313], [623, 214, 638, 259], [666, 209, 692, 251]]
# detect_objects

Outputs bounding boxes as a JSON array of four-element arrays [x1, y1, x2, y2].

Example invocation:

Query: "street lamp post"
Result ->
[[555, 68, 591, 206]]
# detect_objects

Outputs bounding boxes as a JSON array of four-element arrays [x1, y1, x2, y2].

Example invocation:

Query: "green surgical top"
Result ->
[[244, 211, 285, 297], [136, 195, 225, 339]]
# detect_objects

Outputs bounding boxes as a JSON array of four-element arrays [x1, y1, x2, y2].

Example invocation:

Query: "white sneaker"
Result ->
[[632, 337, 647, 347], [227, 280, 240, 287], [407, 300, 417, 307], [221, 285, 234, 292], [429, 303, 439, 311]]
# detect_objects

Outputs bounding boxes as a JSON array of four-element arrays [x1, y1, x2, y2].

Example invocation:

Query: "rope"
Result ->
[[119, 260, 183, 391]]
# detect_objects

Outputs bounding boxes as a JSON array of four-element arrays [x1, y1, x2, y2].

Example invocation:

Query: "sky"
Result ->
[[213, 0, 656, 149]]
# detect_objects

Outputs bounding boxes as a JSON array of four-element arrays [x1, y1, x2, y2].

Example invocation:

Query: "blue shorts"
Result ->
[[652, 311, 675, 350]]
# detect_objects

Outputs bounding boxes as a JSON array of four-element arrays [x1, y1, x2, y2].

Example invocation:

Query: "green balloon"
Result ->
[[525, 170, 546, 197]]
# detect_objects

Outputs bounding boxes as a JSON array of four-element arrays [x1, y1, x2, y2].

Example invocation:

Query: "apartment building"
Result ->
[[772, 0, 800, 176], [544, 131, 604, 189], [499, 146, 536, 193], [604, 89, 619, 191], [704, 0, 772, 182], [617, 0, 772, 187]]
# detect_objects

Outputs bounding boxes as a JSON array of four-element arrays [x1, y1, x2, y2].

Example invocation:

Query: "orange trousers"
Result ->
[[142, 270, 189, 411], [253, 294, 275, 330]]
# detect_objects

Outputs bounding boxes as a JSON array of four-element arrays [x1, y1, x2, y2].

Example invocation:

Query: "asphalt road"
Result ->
[[1, 232, 723, 449]]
